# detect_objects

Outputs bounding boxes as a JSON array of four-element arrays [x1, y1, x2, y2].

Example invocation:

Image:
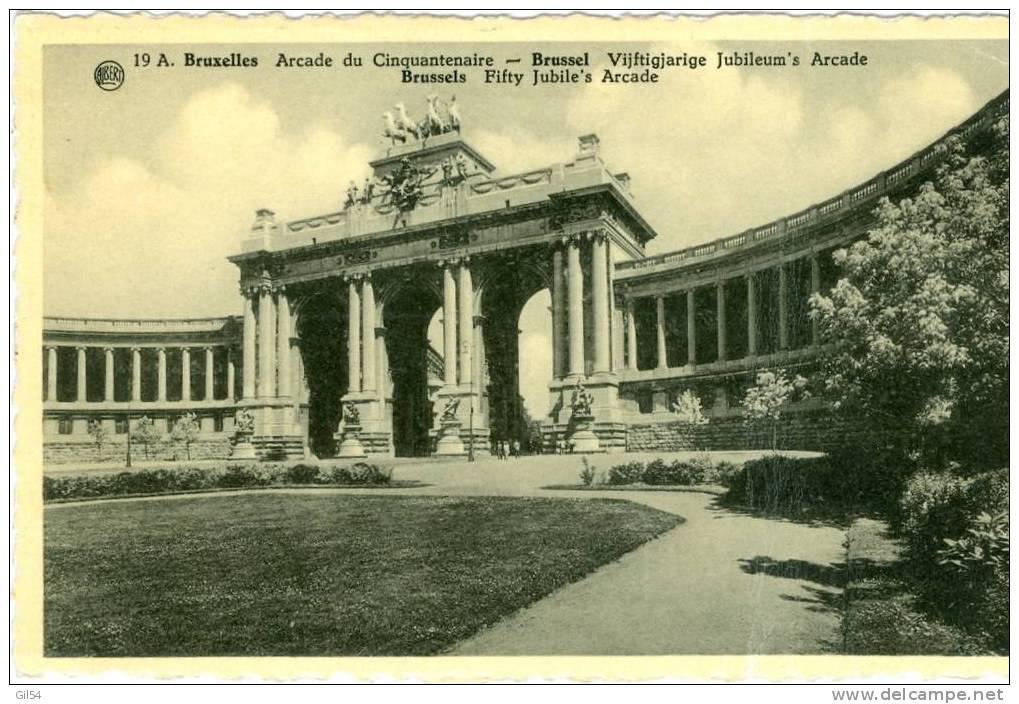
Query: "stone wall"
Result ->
[[44, 436, 233, 465], [625, 410, 872, 453]]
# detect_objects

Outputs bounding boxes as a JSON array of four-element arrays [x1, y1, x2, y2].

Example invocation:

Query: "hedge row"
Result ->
[[727, 449, 912, 515], [598, 457, 742, 487], [898, 468, 1008, 653], [43, 462, 392, 502]]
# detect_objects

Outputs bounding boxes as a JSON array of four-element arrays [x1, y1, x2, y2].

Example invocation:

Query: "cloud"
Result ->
[[561, 48, 978, 255], [44, 82, 372, 318]]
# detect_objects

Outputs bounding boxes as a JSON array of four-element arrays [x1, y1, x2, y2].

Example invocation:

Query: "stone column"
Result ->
[[76, 347, 87, 401], [747, 274, 758, 357], [551, 246, 566, 379], [590, 234, 610, 374], [204, 346, 215, 400], [46, 346, 57, 401], [242, 289, 256, 399], [258, 284, 276, 398], [181, 347, 191, 402], [608, 243, 618, 373], [131, 347, 141, 402], [655, 296, 667, 370], [361, 276, 376, 393], [716, 281, 727, 362], [157, 347, 167, 401], [458, 262, 473, 385], [277, 290, 291, 398], [347, 277, 361, 394], [778, 262, 789, 350], [104, 347, 115, 401], [226, 348, 236, 401], [442, 263, 457, 386], [626, 300, 637, 371], [566, 236, 584, 377], [810, 253, 821, 346], [686, 290, 697, 366]]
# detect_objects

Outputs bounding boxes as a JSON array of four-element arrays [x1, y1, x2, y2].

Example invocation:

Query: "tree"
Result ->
[[741, 371, 809, 451], [671, 389, 709, 426], [131, 416, 159, 460], [86, 419, 107, 460], [810, 117, 1008, 466], [170, 412, 201, 461]]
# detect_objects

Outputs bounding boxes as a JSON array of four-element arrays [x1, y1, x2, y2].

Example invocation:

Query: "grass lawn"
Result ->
[[840, 518, 982, 655], [45, 493, 682, 656]]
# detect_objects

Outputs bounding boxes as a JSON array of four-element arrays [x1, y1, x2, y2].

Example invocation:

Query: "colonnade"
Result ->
[[621, 253, 822, 372], [43, 343, 237, 403]]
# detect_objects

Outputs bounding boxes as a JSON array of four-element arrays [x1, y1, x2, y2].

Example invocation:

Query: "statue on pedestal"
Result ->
[[441, 397, 461, 422], [230, 407, 257, 460], [337, 401, 366, 458], [570, 378, 594, 417], [343, 401, 361, 426]]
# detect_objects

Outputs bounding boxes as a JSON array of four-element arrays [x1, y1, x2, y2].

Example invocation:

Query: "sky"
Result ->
[[40, 39, 1009, 415]]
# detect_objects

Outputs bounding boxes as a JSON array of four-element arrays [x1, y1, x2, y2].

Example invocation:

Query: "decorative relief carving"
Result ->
[[437, 228, 471, 249], [343, 249, 377, 265]]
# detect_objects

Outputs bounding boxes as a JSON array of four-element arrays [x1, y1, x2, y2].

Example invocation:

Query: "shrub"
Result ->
[[43, 461, 394, 501], [640, 459, 672, 485], [710, 461, 742, 487], [578, 458, 596, 486], [730, 455, 831, 514], [285, 463, 321, 485], [607, 461, 644, 485], [348, 462, 392, 485], [899, 471, 971, 566], [899, 467, 1009, 652]]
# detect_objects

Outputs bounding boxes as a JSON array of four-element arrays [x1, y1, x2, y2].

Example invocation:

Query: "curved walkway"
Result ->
[[46, 452, 847, 655]]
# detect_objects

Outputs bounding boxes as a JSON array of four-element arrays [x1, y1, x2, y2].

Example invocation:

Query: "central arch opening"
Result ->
[[298, 292, 347, 458], [385, 277, 441, 457], [480, 252, 552, 453]]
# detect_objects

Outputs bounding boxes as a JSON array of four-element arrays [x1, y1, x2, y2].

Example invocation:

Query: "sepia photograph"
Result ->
[[10, 10, 1010, 686]]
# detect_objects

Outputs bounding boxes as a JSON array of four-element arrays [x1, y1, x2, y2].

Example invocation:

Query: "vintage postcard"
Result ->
[[11, 12, 1010, 684]]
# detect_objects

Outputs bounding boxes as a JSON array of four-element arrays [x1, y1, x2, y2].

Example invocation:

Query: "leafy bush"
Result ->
[[640, 459, 673, 485], [899, 467, 1009, 652], [604, 457, 744, 487], [43, 461, 393, 501], [728, 455, 832, 514], [578, 458, 596, 486], [899, 471, 971, 566], [607, 461, 644, 486], [348, 462, 392, 485], [285, 463, 321, 484], [711, 461, 742, 487]]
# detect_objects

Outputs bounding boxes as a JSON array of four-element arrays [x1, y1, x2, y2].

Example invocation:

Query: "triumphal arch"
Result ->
[[41, 90, 1007, 462], [229, 106, 656, 458]]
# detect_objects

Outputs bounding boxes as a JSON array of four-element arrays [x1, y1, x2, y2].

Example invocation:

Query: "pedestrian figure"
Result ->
[[512, 439, 521, 458]]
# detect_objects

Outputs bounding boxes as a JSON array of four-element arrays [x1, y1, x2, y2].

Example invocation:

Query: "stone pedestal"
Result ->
[[230, 430, 258, 460], [435, 419, 467, 457], [568, 413, 602, 453], [336, 423, 367, 458]]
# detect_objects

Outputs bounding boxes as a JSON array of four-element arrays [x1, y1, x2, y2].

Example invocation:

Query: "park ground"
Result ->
[[45, 451, 850, 656]]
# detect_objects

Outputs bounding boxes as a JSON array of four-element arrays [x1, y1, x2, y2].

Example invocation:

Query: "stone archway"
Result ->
[[477, 248, 552, 449], [381, 270, 443, 457], [295, 290, 347, 458]]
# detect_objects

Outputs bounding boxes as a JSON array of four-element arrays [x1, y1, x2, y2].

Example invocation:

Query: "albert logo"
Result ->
[[93, 60, 124, 91]]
